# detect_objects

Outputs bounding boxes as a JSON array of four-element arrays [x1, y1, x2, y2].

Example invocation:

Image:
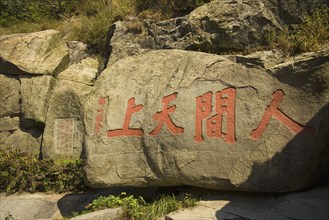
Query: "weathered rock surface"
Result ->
[[57, 58, 98, 86], [106, 0, 328, 66], [106, 20, 156, 67], [0, 193, 62, 220], [2, 130, 40, 154], [71, 208, 123, 220], [85, 49, 328, 192], [43, 79, 92, 159], [67, 41, 88, 65], [20, 75, 55, 123], [164, 185, 329, 220], [0, 30, 69, 75], [0, 74, 20, 117], [0, 117, 19, 132]]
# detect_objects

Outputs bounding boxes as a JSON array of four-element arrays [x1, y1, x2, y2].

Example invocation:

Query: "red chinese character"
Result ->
[[194, 88, 237, 144], [250, 90, 315, 140], [194, 92, 213, 142], [206, 88, 236, 144], [150, 93, 184, 136], [107, 98, 144, 138]]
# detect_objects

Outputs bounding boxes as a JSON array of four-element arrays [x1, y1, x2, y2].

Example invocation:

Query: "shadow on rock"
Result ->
[[215, 103, 329, 219]]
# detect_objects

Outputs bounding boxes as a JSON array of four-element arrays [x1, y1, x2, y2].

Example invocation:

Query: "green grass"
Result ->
[[71, 192, 197, 220]]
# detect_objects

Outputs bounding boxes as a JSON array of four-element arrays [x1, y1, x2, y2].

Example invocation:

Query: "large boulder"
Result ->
[[42, 79, 92, 160], [0, 30, 69, 75], [2, 130, 40, 155], [84, 49, 328, 192]]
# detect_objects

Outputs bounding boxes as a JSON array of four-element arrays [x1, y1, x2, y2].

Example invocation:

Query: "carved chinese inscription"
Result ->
[[95, 88, 314, 143], [150, 93, 184, 136], [194, 88, 236, 144], [250, 90, 315, 140], [54, 118, 75, 154], [107, 98, 144, 137]]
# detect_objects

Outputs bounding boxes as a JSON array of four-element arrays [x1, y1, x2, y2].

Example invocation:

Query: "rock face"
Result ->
[[0, 74, 20, 117], [0, 30, 97, 158], [42, 79, 92, 160], [0, 30, 69, 75], [85, 49, 328, 192], [20, 75, 55, 123], [106, 0, 328, 66]]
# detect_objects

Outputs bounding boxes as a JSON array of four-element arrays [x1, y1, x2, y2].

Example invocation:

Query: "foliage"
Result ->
[[0, 0, 210, 56], [72, 192, 197, 220], [266, 7, 329, 55], [136, 0, 210, 18], [0, 0, 83, 27], [0, 149, 87, 194]]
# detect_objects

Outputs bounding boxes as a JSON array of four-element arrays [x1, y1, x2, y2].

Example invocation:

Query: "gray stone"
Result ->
[[71, 208, 123, 220], [67, 41, 88, 65], [0, 74, 20, 117], [84, 49, 328, 192], [0, 30, 69, 75], [163, 185, 329, 220], [57, 58, 98, 86], [42, 79, 92, 160], [0, 116, 19, 132], [106, 0, 328, 66], [2, 129, 40, 155], [106, 20, 156, 67], [20, 75, 55, 123], [227, 49, 285, 69], [0, 193, 63, 220]]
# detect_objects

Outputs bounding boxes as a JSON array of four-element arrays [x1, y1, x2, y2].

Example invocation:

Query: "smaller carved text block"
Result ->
[[54, 118, 76, 154]]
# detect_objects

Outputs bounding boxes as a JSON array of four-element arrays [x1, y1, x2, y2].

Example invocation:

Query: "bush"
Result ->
[[0, 0, 84, 27], [266, 7, 329, 55], [136, 0, 210, 18], [73, 192, 197, 220], [0, 149, 87, 194]]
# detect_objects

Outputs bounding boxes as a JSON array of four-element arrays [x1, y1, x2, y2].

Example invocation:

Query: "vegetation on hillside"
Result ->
[[0, 0, 328, 57], [0, 0, 210, 55], [71, 192, 197, 220], [0, 149, 86, 194], [266, 7, 329, 55]]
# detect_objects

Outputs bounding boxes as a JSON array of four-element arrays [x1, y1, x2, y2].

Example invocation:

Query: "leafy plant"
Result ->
[[0, 149, 87, 194], [72, 192, 197, 220]]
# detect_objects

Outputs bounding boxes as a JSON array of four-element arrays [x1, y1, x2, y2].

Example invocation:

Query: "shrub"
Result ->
[[72, 192, 197, 220], [0, 149, 87, 194], [266, 7, 329, 55]]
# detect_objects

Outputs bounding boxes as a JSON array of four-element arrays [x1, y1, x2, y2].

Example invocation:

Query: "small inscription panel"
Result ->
[[54, 118, 76, 154]]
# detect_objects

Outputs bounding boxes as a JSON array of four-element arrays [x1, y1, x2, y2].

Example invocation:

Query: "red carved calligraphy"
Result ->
[[194, 88, 237, 144], [95, 97, 107, 134], [107, 98, 144, 138], [250, 90, 315, 140], [150, 93, 184, 135], [194, 92, 213, 142]]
